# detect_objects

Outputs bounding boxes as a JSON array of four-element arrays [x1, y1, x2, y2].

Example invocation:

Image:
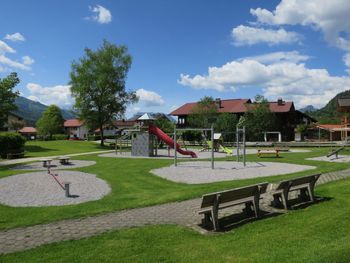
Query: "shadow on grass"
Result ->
[[199, 196, 332, 232], [24, 145, 56, 153]]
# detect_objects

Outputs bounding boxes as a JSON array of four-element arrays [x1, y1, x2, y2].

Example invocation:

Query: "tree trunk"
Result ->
[[100, 126, 104, 146]]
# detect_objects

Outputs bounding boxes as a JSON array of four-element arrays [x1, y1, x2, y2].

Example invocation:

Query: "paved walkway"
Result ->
[[1, 168, 350, 255], [0, 150, 114, 166]]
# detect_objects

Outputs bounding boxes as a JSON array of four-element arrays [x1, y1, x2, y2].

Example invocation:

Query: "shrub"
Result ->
[[0, 132, 26, 158], [52, 134, 68, 140]]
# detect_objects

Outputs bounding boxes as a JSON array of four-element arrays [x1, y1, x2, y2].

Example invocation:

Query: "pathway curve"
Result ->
[[0, 150, 114, 166], [1, 168, 350, 255]]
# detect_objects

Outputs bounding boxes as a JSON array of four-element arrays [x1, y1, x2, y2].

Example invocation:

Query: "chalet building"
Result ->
[[18, 127, 37, 140], [64, 119, 88, 139], [170, 98, 316, 141]]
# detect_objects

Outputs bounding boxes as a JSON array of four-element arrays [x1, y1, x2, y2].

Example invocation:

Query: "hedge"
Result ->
[[0, 132, 26, 158]]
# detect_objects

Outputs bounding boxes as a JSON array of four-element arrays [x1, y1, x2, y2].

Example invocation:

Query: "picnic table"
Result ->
[[257, 148, 280, 157], [41, 158, 53, 167], [58, 156, 70, 165]]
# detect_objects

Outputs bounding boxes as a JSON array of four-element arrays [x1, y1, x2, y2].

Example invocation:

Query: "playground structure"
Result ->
[[174, 126, 214, 169], [236, 127, 246, 166], [327, 146, 346, 159], [47, 167, 71, 197]]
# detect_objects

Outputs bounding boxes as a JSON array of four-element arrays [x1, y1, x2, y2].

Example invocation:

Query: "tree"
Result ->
[[8, 119, 25, 131], [187, 96, 217, 128], [36, 105, 64, 139], [154, 118, 174, 134], [70, 40, 138, 146], [240, 95, 275, 141], [0, 73, 20, 130], [214, 113, 238, 141]]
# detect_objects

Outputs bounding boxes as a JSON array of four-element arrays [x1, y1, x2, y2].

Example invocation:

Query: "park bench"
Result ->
[[270, 174, 321, 209], [6, 151, 25, 159], [58, 156, 70, 165], [41, 158, 53, 167], [198, 183, 268, 231], [257, 149, 280, 157]]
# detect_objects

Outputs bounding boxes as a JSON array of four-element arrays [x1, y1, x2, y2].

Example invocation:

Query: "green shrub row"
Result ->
[[0, 132, 26, 158], [87, 135, 116, 141], [36, 134, 68, 141]]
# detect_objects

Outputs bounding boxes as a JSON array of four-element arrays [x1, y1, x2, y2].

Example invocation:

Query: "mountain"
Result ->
[[309, 90, 350, 124], [299, 105, 317, 113], [13, 96, 76, 126]]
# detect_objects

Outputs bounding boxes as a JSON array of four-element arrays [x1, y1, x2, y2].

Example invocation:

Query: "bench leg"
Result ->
[[202, 212, 212, 227], [211, 208, 219, 231], [253, 195, 260, 218]]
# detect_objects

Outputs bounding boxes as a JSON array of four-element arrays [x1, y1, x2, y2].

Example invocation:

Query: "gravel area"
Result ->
[[99, 148, 310, 160], [151, 161, 316, 184], [0, 171, 111, 207], [99, 149, 228, 159], [307, 155, 350, 163], [11, 160, 96, 171]]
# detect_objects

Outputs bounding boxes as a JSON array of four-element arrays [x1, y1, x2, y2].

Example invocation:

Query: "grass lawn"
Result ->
[[1, 147, 350, 230], [21, 140, 111, 158], [1, 178, 350, 262]]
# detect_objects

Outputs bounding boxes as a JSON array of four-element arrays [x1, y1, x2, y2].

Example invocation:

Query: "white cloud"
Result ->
[[22, 55, 34, 66], [0, 40, 15, 54], [0, 55, 31, 70], [136, 88, 165, 106], [26, 83, 74, 108], [178, 57, 350, 108], [4, 33, 25, 42], [0, 41, 34, 71], [232, 25, 301, 46], [250, 0, 350, 51], [241, 51, 309, 64], [88, 5, 112, 24]]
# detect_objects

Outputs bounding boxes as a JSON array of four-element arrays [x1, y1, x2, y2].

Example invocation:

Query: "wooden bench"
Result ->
[[58, 156, 70, 165], [257, 149, 279, 157], [270, 174, 321, 209], [6, 151, 25, 159], [198, 183, 268, 231], [41, 158, 53, 167]]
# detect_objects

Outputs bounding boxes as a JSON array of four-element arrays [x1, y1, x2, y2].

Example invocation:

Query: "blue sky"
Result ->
[[1, 0, 350, 116]]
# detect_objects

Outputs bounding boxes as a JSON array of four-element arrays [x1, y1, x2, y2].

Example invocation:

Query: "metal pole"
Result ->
[[243, 126, 246, 166], [236, 127, 240, 162], [211, 124, 214, 169], [174, 126, 177, 167]]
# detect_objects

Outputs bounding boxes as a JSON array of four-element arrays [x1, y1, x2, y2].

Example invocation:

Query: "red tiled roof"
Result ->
[[170, 99, 294, 115], [170, 99, 251, 116], [317, 124, 344, 130], [64, 119, 84, 127], [19, 127, 37, 133]]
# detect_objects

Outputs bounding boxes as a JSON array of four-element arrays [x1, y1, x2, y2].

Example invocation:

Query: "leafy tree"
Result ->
[[240, 95, 275, 141], [70, 40, 138, 146], [36, 105, 64, 139], [0, 73, 20, 130], [8, 119, 25, 131], [214, 113, 238, 141], [154, 118, 174, 134], [187, 96, 217, 128]]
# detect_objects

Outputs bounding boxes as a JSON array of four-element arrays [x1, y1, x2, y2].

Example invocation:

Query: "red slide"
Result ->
[[149, 125, 197, 158]]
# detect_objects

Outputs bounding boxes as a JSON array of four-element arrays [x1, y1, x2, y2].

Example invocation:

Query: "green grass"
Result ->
[[1, 147, 350, 230], [22, 140, 111, 158], [2, 178, 350, 263]]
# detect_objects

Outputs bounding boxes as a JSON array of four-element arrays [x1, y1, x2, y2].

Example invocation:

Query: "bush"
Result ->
[[52, 134, 68, 140], [0, 132, 26, 158], [87, 135, 116, 141]]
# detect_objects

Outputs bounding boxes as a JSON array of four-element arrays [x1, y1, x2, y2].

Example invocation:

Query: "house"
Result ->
[[64, 119, 88, 139], [170, 98, 316, 141], [3, 112, 24, 132], [18, 127, 37, 140]]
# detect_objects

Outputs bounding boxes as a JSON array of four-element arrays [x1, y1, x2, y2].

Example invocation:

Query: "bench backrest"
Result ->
[[200, 184, 260, 209], [290, 174, 321, 187]]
